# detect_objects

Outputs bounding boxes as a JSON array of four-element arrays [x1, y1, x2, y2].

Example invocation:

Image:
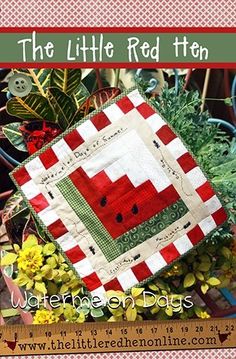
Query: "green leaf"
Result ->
[[46, 256, 57, 269], [201, 283, 209, 294], [3, 264, 14, 278], [221, 261, 231, 271], [198, 262, 211, 272], [41, 264, 53, 277], [22, 234, 38, 250], [131, 287, 144, 298], [206, 277, 221, 286], [148, 283, 159, 292], [135, 298, 144, 307], [183, 273, 196, 288], [76, 312, 86, 323], [74, 83, 90, 108], [1, 252, 18, 266], [59, 284, 70, 294], [90, 308, 104, 318], [35, 281, 47, 294], [1, 308, 20, 318], [2, 191, 29, 224], [13, 243, 20, 253], [79, 303, 90, 316], [108, 315, 123, 322], [194, 306, 203, 317], [165, 306, 173, 317], [1, 308, 19, 318], [108, 306, 124, 317], [2, 123, 27, 152], [221, 246, 232, 259], [50, 69, 82, 96], [26, 279, 34, 290], [7, 94, 55, 121], [47, 281, 59, 295], [43, 243, 56, 256], [14, 69, 51, 96], [126, 305, 137, 321], [78, 87, 121, 117], [71, 286, 81, 296], [63, 304, 77, 320], [195, 271, 205, 281], [47, 87, 77, 130], [153, 279, 168, 291], [199, 254, 211, 263], [218, 276, 231, 288], [14, 274, 30, 287]]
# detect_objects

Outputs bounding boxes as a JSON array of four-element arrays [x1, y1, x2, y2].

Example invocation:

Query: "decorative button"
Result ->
[[8, 73, 32, 97]]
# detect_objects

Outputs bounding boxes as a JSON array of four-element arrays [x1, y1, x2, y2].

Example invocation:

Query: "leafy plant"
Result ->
[[2, 191, 28, 224], [4, 69, 121, 132], [50, 69, 82, 96], [7, 93, 55, 121], [2, 123, 27, 152], [152, 85, 236, 224], [1, 235, 84, 297]]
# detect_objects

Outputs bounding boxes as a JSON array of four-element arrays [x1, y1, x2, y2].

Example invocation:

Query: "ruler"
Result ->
[[0, 318, 235, 356]]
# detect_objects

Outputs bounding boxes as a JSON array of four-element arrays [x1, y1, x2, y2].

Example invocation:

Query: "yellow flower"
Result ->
[[17, 246, 43, 273], [198, 311, 211, 319], [33, 309, 59, 324], [162, 263, 183, 278]]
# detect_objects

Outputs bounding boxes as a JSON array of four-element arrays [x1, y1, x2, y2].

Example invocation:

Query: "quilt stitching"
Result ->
[[11, 87, 228, 296], [56, 176, 121, 262]]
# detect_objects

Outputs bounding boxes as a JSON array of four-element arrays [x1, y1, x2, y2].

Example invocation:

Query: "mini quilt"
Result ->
[[11, 88, 227, 298]]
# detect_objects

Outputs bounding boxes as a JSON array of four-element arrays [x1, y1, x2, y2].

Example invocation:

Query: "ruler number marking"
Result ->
[[136, 328, 143, 335], [105, 329, 113, 335], [0, 318, 235, 355], [195, 326, 203, 333], [166, 326, 174, 334], [181, 326, 189, 333], [225, 324, 234, 331], [210, 325, 218, 332]]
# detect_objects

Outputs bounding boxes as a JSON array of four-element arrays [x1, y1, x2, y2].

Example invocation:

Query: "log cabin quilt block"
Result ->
[[11, 88, 227, 298]]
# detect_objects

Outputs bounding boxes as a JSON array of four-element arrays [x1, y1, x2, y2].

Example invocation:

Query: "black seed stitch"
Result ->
[[100, 196, 107, 207], [89, 246, 96, 255], [48, 191, 54, 199], [153, 140, 160, 148], [132, 204, 139, 214], [183, 221, 191, 229], [116, 213, 123, 223]]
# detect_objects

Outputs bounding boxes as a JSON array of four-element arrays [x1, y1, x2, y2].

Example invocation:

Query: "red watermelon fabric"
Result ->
[[12, 88, 227, 298]]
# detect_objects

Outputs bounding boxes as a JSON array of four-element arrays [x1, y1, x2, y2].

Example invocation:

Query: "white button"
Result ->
[[8, 73, 32, 97]]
